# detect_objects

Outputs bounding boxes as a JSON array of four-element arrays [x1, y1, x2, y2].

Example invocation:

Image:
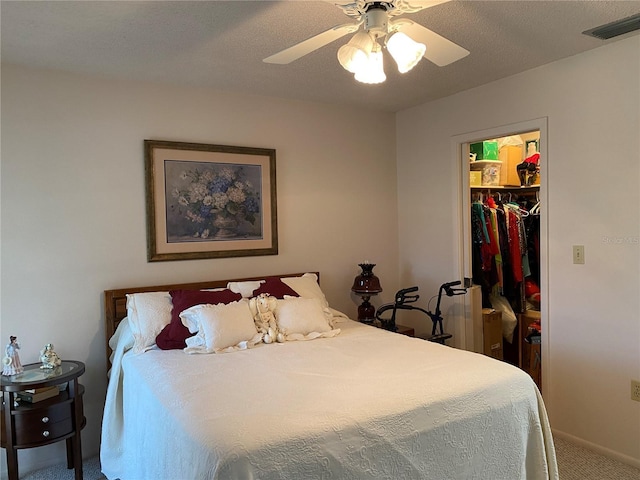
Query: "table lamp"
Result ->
[[351, 262, 382, 323]]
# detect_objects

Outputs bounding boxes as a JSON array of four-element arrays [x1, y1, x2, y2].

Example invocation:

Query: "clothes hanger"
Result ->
[[504, 199, 529, 217], [530, 201, 541, 215]]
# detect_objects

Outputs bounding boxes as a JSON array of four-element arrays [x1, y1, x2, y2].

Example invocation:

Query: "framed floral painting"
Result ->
[[144, 140, 277, 261]]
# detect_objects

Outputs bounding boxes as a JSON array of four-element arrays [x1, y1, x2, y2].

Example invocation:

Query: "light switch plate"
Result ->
[[573, 245, 585, 264]]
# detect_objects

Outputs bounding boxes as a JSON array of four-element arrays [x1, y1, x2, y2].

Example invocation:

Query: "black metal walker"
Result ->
[[375, 281, 468, 344]]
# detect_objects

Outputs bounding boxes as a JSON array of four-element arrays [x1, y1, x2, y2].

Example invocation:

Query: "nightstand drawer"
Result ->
[[13, 400, 74, 446], [14, 400, 72, 428], [15, 416, 73, 445]]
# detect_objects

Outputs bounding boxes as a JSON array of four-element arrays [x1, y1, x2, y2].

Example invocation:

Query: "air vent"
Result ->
[[582, 13, 640, 40]]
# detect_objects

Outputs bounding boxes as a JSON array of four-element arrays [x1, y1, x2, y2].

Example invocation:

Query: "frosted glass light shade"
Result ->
[[338, 31, 374, 74], [387, 31, 426, 73], [354, 43, 386, 84]]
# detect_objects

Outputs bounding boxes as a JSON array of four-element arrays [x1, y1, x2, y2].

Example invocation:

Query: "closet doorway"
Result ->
[[453, 118, 549, 397]]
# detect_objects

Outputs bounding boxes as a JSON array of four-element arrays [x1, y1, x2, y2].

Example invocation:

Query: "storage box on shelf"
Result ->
[[470, 160, 502, 187], [481, 163, 500, 186], [470, 140, 499, 160], [499, 145, 523, 186]]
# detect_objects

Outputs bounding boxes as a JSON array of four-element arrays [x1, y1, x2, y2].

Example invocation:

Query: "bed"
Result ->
[[100, 272, 558, 480]]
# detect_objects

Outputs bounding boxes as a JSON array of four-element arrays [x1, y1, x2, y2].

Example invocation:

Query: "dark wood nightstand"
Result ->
[[1, 361, 86, 480], [395, 325, 415, 337], [364, 320, 415, 337]]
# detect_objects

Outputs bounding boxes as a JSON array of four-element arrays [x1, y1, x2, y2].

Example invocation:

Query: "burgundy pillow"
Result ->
[[252, 277, 300, 299], [155, 289, 242, 350]]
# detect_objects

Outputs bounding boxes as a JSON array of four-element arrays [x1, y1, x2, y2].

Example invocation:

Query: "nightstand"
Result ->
[[365, 320, 415, 337], [395, 325, 415, 337], [1, 361, 86, 480]]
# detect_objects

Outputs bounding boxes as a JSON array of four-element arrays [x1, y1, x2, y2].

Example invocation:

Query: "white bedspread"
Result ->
[[101, 317, 557, 480]]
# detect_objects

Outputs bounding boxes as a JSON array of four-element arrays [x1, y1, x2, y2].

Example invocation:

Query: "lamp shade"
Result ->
[[351, 263, 383, 294], [354, 42, 386, 84], [386, 31, 426, 73], [338, 31, 374, 74]]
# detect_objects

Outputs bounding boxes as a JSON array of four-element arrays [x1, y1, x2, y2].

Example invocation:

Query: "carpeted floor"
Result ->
[[18, 437, 640, 480], [18, 455, 104, 480], [554, 437, 640, 480]]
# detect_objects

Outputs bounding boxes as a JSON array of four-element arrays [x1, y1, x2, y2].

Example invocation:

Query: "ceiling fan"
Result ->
[[263, 0, 469, 81]]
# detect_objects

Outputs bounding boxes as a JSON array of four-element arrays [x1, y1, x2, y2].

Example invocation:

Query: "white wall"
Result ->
[[396, 36, 640, 464], [0, 65, 399, 475]]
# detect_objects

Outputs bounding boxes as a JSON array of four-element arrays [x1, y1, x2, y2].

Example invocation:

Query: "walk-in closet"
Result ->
[[468, 131, 543, 391]]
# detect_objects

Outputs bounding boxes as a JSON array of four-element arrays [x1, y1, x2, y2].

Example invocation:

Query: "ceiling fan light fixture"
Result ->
[[354, 42, 386, 84], [364, 4, 389, 36], [338, 31, 374, 73], [387, 31, 426, 73], [263, 0, 469, 79]]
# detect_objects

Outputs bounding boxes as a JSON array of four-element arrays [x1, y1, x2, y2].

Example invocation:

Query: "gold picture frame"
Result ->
[[144, 140, 278, 262]]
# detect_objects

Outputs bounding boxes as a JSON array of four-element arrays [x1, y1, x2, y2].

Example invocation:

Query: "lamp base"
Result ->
[[352, 263, 382, 323], [357, 295, 376, 323]]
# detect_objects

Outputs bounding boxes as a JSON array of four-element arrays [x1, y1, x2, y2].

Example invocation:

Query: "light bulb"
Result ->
[[387, 31, 425, 73], [338, 31, 374, 74], [354, 43, 386, 84]]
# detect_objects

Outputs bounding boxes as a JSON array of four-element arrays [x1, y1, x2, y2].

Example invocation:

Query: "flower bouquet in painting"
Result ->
[[165, 162, 262, 242]]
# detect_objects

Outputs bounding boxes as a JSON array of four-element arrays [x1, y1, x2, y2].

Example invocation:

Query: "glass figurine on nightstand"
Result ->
[[40, 343, 62, 369], [2, 336, 24, 376]]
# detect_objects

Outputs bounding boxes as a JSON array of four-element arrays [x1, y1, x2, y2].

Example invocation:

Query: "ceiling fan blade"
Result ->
[[394, 18, 469, 66], [263, 23, 360, 64], [389, 0, 451, 15]]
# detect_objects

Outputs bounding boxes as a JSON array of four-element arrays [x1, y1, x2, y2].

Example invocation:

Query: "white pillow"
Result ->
[[275, 297, 340, 341], [227, 280, 264, 298], [181, 300, 262, 354], [282, 273, 329, 309], [126, 291, 172, 354]]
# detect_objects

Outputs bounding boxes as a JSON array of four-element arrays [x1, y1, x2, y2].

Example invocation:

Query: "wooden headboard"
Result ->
[[104, 272, 318, 365]]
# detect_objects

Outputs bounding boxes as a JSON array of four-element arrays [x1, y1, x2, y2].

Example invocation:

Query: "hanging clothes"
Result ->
[[504, 203, 524, 283], [471, 201, 497, 307], [471, 193, 535, 312], [525, 201, 541, 285]]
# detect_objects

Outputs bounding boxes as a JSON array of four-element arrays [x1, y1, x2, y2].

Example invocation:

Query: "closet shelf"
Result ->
[[470, 160, 502, 167], [471, 185, 540, 190]]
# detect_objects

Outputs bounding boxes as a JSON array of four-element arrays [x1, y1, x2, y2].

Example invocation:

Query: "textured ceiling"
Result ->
[[2, 1, 639, 112]]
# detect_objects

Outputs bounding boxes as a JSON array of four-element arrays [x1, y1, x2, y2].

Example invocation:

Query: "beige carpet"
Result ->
[[19, 437, 640, 479], [554, 437, 640, 480]]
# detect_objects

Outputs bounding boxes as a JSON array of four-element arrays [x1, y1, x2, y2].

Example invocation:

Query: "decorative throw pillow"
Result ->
[[275, 297, 336, 339], [126, 291, 172, 354], [252, 277, 300, 299], [281, 273, 329, 309], [181, 301, 262, 354], [155, 289, 242, 350], [227, 280, 264, 298]]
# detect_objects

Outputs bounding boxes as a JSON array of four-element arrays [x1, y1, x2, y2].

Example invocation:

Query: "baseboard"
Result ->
[[552, 429, 640, 469]]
